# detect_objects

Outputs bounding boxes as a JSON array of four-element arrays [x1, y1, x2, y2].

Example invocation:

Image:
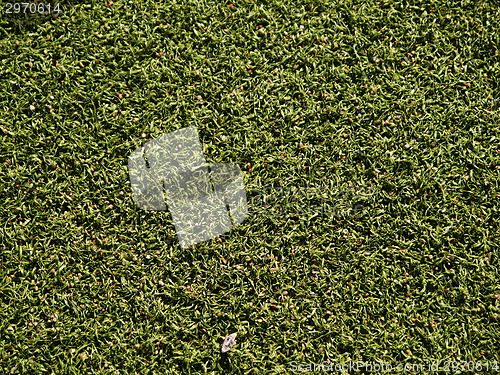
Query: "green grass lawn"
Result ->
[[1, 0, 499, 373]]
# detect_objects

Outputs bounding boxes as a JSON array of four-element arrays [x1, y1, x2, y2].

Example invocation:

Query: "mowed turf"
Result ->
[[0, 0, 499, 373]]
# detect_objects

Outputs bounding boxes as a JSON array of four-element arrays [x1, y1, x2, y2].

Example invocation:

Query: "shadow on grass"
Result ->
[[218, 352, 233, 372]]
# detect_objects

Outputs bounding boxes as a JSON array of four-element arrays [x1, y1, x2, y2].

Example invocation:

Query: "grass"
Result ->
[[0, 0, 499, 373]]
